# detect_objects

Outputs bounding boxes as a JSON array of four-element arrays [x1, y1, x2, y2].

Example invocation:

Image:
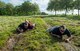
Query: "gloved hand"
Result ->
[[65, 39, 70, 43]]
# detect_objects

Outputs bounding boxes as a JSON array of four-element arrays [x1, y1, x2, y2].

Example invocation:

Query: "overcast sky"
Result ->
[[1, 0, 79, 15]]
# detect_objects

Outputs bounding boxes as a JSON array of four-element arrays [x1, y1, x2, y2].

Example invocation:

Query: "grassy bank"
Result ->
[[0, 16, 80, 51]]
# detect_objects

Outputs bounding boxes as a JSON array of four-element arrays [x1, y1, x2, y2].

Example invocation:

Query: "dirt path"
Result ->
[[2, 34, 22, 51], [60, 42, 79, 51], [42, 19, 79, 51]]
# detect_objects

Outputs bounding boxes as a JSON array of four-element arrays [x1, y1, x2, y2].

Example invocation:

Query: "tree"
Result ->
[[47, 0, 74, 16], [41, 12, 48, 15], [31, 3, 40, 15], [14, 6, 21, 15], [0, 1, 40, 16], [70, 0, 75, 15], [59, 0, 74, 16], [0, 1, 6, 8], [47, 0, 61, 15], [74, 0, 80, 16], [0, 1, 6, 15], [5, 3, 14, 15], [20, 1, 32, 15], [19, 1, 40, 15]]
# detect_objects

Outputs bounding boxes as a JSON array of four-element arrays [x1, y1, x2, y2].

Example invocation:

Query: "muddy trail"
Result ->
[[42, 19, 80, 51], [60, 42, 79, 51], [61, 35, 80, 51], [1, 34, 23, 51]]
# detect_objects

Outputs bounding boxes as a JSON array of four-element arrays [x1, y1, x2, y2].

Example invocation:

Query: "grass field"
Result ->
[[0, 16, 80, 51]]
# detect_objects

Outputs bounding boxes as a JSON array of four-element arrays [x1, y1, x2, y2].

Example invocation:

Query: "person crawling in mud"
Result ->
[[16, 20, 35, 34], [47, 25, 72, 42]]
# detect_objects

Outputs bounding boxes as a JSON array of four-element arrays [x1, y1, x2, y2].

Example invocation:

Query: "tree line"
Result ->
[[0, 1, 40, 16], [47, 0, 80, 16]]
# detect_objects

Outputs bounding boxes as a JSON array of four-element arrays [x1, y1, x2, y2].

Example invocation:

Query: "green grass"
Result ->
[[0, 16, 80, 51]]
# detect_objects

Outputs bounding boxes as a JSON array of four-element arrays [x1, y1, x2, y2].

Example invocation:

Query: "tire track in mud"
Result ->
[[2, 34, 23, 51], [60, 42, 79, 51], [42, 18, 79, 51]]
